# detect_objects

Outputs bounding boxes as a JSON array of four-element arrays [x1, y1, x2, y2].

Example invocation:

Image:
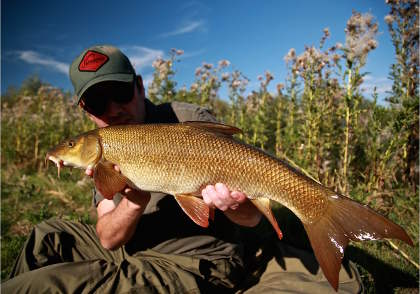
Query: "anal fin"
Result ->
[[251, 198, 283, 240], [94, 161, 127, 199], [175, 194, 210, 227]]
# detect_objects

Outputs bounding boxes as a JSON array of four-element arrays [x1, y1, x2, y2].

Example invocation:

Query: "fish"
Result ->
[[46, 121, 413, 291]]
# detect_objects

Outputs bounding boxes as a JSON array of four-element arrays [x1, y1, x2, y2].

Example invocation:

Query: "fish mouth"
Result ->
[[45, 153, 74, 177]]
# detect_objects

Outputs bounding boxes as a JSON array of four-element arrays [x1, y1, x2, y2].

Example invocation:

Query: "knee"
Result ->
[[34, 219, 69, 235], [31, 219, 75, 250]]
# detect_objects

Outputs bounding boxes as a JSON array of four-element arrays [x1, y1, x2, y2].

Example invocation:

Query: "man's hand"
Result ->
[[202, 183, 262, 227], [85, 167, 94, 177], [202, 183, 247, 211]]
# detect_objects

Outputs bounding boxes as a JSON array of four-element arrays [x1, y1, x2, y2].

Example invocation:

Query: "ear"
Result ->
[[85, 111, 100, 124]]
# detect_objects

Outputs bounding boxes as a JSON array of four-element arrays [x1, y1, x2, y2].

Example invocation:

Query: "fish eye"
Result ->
[[68, 140, 75, 148]]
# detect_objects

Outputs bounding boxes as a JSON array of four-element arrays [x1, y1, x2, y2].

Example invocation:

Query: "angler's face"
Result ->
[[46, 134, 101, 169], [79, 79, 145, 128]]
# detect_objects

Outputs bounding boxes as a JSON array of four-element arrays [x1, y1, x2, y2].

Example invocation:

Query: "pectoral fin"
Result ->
[[175, 194, 210, 227], [93, 161, 127, 199], [251, 198, 283, 240]]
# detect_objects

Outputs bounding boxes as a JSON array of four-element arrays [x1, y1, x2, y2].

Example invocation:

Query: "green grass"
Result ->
[[1, 166, 95, 281]]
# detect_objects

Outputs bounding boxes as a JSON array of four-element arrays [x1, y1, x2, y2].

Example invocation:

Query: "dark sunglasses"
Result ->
[[80, 80, 134, 116]]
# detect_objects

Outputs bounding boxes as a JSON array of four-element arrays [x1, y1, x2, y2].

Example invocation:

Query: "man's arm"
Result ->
[[85, 167, 150, 250], [96, 188, 150, 250]]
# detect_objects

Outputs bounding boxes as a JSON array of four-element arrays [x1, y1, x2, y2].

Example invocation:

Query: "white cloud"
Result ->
[[182, 49, 206, 58], [17, 50, 68, 75], [160, 20, 205, 37], [121, 46, 164, 72], [362, 75, 392, 95]]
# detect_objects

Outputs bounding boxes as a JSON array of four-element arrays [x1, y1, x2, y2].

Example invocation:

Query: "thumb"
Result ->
[[85, 167, 94, 177]]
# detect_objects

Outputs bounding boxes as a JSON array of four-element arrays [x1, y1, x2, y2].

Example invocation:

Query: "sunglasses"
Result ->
[[80, 81, 134, 116]]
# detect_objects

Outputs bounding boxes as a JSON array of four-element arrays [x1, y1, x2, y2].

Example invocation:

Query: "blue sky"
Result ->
[[2, 0, 394, 102]]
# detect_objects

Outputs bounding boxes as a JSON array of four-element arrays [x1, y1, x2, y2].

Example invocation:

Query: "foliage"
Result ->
[[384, 0, 419, 189], [1, 78, 95, 280]]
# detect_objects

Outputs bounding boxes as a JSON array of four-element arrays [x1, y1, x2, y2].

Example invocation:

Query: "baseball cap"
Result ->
[[70, 45, 135, 103]]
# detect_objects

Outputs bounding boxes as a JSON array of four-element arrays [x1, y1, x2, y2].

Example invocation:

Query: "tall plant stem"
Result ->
[[343, 68, 352, 194]]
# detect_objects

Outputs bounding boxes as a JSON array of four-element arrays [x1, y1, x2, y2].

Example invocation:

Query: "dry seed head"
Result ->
[[384, 14, 394, 24], [218, 60, 231, 68], [232, 80, 241, 88], [195, 67, 202, 77], [332, 54, 341, 63], [190, 83, 198, 91], [345, 11, 379, 63], [170, 48, 184, 56], [203, 63, 213, 70], [221, 73, 230, 81], [265, 71, 274, 81], [284, 48, 296, 63], [201, 72, 209, 81], [367, 39, 378, 50], [152, 58, 165, 69]]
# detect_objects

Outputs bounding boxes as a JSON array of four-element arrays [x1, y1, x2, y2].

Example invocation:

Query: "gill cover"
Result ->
[[47, 131, 102, 169]]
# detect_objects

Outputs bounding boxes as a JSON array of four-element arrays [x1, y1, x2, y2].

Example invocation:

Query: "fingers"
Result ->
[[202, 183, 246, 211], [86, 164, 120, 177], [85, 167, 94, 177]]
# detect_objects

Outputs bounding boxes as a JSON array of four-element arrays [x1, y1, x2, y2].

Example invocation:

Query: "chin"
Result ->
[[113, 119, 137, 125]]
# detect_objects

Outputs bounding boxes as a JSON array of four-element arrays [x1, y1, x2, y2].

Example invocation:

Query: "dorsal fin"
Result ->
[[182, 121, 242, 136]]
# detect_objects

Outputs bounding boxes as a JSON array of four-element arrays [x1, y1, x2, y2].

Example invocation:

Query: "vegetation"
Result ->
[[1, 3, 418, 293]]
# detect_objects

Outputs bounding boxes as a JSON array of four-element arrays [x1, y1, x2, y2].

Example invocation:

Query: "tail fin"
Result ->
[[303, 194, 413, 291]]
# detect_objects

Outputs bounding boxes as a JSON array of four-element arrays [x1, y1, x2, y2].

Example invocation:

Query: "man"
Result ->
[[3, 45, 362, 293], [2, 45, 262, 293]]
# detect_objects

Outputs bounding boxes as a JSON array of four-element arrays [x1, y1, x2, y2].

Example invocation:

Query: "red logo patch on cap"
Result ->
[[79, 50, 109, 72]]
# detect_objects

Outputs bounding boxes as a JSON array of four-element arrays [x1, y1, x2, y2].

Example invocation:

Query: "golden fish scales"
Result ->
[[99, 124, 329, 223]]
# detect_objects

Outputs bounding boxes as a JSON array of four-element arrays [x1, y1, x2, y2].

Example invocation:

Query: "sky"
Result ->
[[2, 0, 394, 102]]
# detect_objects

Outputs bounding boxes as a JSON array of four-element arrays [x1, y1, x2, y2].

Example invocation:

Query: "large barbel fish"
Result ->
[[46, 122, 412, 290]]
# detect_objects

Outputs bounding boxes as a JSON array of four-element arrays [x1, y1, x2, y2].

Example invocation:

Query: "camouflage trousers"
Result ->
[[2, 219, 362, 293]]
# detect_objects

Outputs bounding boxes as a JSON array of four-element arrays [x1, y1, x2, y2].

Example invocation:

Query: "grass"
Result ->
[[1, 166, 95, 280]]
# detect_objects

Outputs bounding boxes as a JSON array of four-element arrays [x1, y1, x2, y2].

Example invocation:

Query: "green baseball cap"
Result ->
[[70, 45, 135, 103]]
